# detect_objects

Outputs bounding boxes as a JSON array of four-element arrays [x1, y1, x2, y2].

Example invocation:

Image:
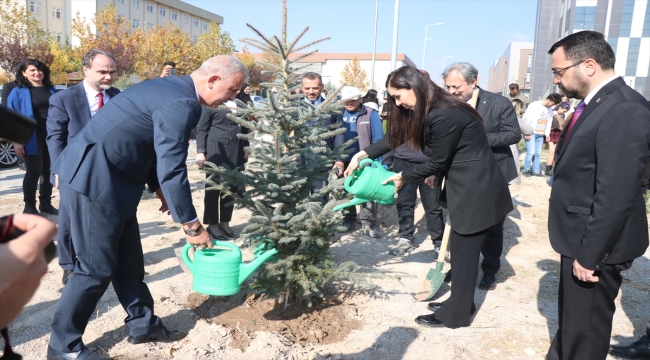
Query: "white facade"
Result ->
[[11, 0, 223, 46]]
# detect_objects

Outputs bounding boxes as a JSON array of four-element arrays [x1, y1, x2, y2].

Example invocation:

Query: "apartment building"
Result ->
[[488, 42, 534, 96], [15, 0, 223, 44]]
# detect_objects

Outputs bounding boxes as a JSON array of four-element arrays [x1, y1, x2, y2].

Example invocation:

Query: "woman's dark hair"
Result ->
[[235, 82, 252, 105], [15, 59, 53, 88], [385, 66, 482, 149], [362, 89, 379, 105]]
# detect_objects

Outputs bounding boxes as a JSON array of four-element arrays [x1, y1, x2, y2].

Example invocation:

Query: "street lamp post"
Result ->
[[390, 0, 400, 71], [421, 22, 444, 69], [370, 0, 379, 90], [440, 56, 453, 86]]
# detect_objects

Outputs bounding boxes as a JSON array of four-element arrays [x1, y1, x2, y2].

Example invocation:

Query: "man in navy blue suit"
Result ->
[[46, 55, 247, 360], [47, 49, 121, 286]]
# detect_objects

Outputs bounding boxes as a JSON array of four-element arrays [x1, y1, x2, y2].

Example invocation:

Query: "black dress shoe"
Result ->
[[218, 224, 236, 238], [47, 346, 111, 360], [127, 326, 187, 344], [609, 336, 650, 359], [39, 203, 59, 215], [62, 270, 73, 285], [427, 302, 477, 314], [478, 274, 497, 290], [206, 226, 228, 240], [415, 313, 445, 328], [23, 202, 40, 215]]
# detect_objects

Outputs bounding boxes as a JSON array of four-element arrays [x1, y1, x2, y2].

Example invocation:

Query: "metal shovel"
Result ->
[[414, 217, 451, 301]]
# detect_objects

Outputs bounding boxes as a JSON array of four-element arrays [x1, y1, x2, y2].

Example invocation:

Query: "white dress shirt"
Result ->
[[584, 75, 619, 105], [83, 80, 109, 117]]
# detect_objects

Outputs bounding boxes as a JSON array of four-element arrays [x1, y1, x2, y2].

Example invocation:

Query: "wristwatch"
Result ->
[[183, 224, 201, 236]]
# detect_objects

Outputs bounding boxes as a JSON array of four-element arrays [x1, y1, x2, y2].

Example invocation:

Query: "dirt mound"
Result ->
[[186, 293, 360, 351]]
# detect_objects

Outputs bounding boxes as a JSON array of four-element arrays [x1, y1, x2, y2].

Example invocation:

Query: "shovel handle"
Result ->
[[436, 217, 451, 263]]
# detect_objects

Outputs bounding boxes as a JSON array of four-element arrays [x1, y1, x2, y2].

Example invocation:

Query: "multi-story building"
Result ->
[[488, 42, 534, 96], [531, 0, 650, 101], [14, 0, 223, 45], [251, 52, 416, 93]]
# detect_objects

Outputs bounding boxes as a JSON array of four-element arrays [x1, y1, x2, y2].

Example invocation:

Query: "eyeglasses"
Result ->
[[551, 60, 585, 78]]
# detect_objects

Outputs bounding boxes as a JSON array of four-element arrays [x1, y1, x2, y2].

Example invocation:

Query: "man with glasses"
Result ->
[[546, 30, 650, 360]]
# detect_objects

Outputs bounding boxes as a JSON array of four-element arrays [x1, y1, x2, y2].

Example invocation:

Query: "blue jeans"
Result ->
[[524, 134, 544, 174]]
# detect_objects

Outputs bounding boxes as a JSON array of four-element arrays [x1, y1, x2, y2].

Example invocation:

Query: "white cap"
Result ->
[[340, 86, 362, 101]]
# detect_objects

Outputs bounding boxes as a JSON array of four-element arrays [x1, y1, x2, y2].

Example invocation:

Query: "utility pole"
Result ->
[[390, 0, 400, 71]]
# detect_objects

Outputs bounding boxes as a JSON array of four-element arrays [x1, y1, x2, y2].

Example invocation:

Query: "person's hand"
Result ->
[[343, 151, 369, 177], [382, 172, 404, 192], [524, 135, 531, 141], [160, 68, 171, 78], [154, 188, 170, 215], [183, 221, 212, 249], [573, 259, 599, 282], [13, 143, 25, 157], [195, 153, 206, 168], [424, 175, 437, 188], [545, 136, 549, 143], [333, 161, 345, 177], [0, 214, 57, 328], [55, 174, 59, 190]]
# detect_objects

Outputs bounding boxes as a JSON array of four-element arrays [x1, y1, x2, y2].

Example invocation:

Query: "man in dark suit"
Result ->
[[46, 55, 247, 360], [46, 49, 120, 286], [546, 31, 650, 360], [443, 62, 521, 290]]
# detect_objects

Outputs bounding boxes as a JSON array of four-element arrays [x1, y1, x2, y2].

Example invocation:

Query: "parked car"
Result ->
[[252, 96, 267, 109], [0, 140, 18, 168]]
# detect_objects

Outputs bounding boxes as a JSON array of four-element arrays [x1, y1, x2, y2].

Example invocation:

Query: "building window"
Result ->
[[626, 38, 641, 76], [183, 15, 189, 24], [171, 11, 178, 20], [146, 3, 153, 12], [52, 7, 61, 19], [193, 35, 198, 42], [526, 73, 531, 85], [117, 0, 124, 4], [619, 0, 635, 37], [147, 22, 153, 30], [573, 6, 596, 30], [160, 7, 166, 16], [29, 2, 41, 14], [643, 1, 650, 37], [203, 22, 208, 30], [132, 19, 140, 29], [193, 19, 199, 27], [55, 32, 62, 43], [133, 0, 140, 9]]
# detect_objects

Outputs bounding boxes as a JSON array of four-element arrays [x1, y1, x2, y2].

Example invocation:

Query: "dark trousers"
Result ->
[[56, 203, 76, 270], [547, 256, 632, 360], [203, 174, 238, 225], [343, 201, 376, 226], [393, 158, 444, 242], [436, 228, 488, 328], [480, 216, 506, 276], [50, 186, 161, 352], [22, 141, 52, 205]]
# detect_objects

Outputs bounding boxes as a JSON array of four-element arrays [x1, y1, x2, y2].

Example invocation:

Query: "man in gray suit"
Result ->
[[47, 49, 120, 286], [46, 55, 247, 360], [443, 62, 520, 290]]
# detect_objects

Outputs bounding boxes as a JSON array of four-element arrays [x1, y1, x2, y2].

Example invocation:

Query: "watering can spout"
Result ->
[[333, 197, 370, 212], [238, 248, 279, 285]]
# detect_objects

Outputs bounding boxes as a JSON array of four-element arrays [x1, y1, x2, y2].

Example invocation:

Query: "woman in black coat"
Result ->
[[344, 66, 513, 329], [195, 106, 247, 240]]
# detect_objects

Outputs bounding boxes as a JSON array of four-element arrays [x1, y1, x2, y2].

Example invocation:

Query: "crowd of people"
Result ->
[[0, 30, 649, 360]]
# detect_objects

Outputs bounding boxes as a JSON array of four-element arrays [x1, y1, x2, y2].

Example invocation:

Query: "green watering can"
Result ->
[[181, 240, 278, 296], [333, 158, 396, 212]]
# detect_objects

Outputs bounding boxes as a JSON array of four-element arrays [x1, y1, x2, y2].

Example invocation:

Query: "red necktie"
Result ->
[[97, 92, 104, 110], [565, 101, 585, 136]]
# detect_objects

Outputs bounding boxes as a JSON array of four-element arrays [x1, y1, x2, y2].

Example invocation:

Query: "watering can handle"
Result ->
[[181, 240, 242, 272]]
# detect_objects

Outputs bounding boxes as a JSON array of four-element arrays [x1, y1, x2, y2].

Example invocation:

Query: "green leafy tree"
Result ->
[[202, 0, 358, 308]]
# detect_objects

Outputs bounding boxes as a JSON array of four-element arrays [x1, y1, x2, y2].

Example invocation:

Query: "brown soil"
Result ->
[[185, 293, 360, 351]]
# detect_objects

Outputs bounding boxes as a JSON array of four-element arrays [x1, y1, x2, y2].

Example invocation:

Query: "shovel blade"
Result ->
[[414, 262, 445, 302]]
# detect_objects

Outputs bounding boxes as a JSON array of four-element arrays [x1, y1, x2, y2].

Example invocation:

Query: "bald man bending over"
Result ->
[[47, 56, 247, 360]]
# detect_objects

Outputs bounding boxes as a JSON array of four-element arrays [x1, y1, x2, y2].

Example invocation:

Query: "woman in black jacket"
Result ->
[[344, 66, 513, 329]]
